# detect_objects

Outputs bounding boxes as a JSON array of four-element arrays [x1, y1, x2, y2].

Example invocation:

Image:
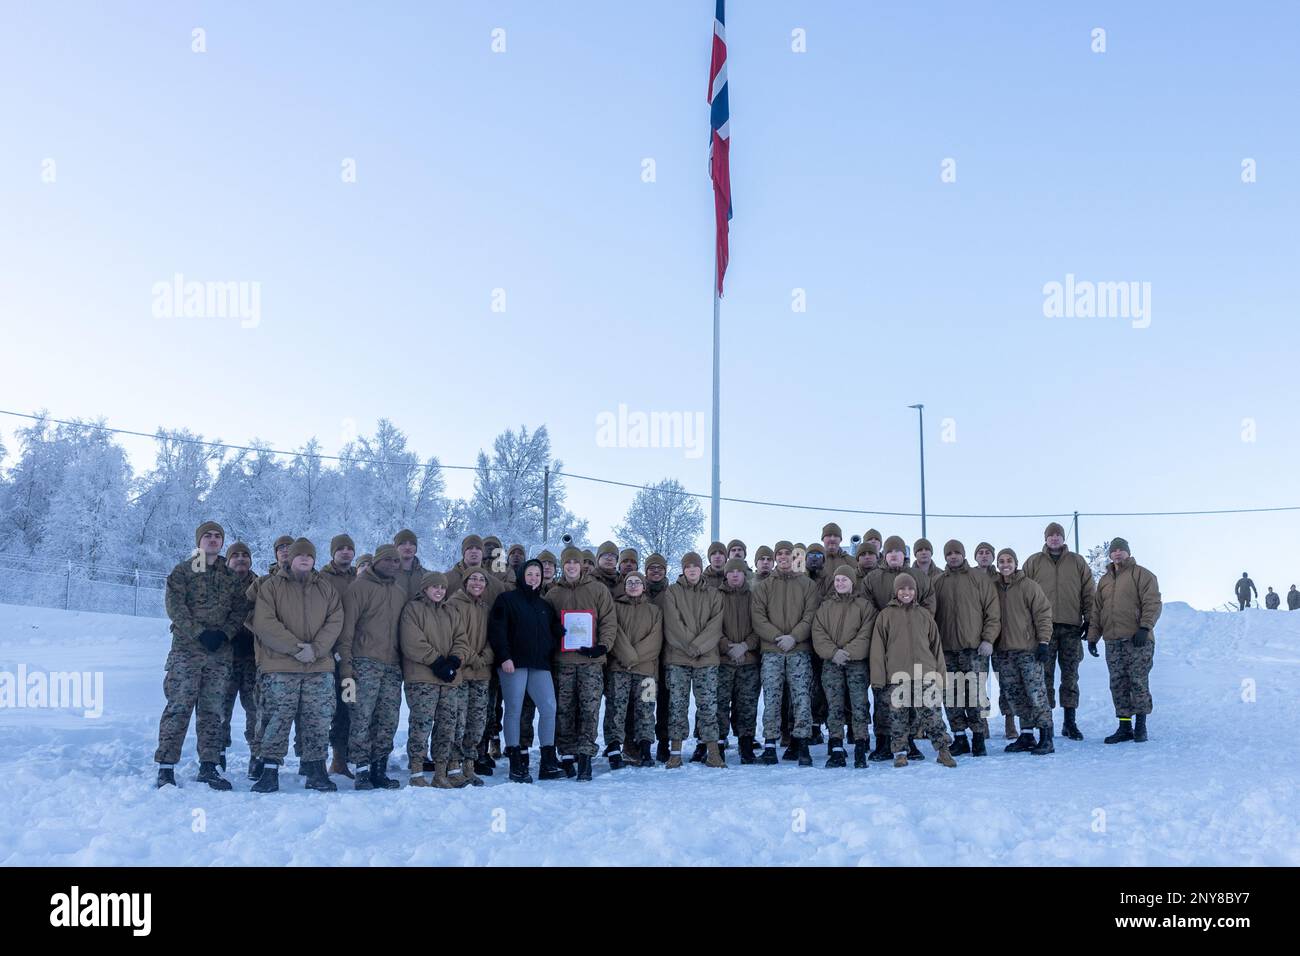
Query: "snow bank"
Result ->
[[0, 602, 1296, 866]]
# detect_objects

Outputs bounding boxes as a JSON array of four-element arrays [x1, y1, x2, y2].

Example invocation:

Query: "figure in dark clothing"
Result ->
[[1235, 573, 1257, 611], [1264, 587, 1280, 610], [1288, 586, 1299, 611]]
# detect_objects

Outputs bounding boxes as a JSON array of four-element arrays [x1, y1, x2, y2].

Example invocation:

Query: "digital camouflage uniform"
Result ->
[[258, 672, 335, 762], [1023, 546, 1095, 710], [884, 678, 950, 753], [1091, 555, 1162, 719], [407, 682, 464, 769], [717, 663, 760, 740], [1105, 640, 1155, 716], [992, 651, 1051, 731], [604, 670, 657, 746], [156, 553, 243, 765], [750, 567, 819, 741], [220, 572, 259, 752], [665, 664, 719, 743], [554, 662, 605, 757], [456, 679, 491, 760], [348, 656, 403, 767], [822, 661, 870, 742]]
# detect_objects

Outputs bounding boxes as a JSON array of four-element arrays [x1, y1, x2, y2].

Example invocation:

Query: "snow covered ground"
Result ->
[[1, 601, 1296, 866]]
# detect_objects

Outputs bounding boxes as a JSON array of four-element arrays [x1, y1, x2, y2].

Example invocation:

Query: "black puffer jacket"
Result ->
[[488, 560, 565, 670]]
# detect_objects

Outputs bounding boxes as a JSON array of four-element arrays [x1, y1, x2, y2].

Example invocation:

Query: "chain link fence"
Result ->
[[0, 554, 167, 618]]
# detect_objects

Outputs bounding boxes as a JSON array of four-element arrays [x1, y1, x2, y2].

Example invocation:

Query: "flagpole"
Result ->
[[711, 260, 721, 542]]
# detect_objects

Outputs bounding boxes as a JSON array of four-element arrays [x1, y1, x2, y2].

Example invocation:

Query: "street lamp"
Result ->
[[907, 404, 926, 539]]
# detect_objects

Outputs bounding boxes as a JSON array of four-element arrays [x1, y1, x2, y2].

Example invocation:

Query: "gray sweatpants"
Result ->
[[501, 667, 557, 749]]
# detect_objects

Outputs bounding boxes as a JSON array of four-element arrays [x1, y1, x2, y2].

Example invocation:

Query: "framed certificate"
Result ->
[[561, 609, 596, 651]]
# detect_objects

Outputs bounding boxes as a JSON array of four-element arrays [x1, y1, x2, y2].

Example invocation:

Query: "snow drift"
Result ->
[[0, 601, 1295, 866]]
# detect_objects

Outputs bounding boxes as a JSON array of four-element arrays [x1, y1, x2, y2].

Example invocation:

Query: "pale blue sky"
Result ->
[[2, 1, 1298, 607]]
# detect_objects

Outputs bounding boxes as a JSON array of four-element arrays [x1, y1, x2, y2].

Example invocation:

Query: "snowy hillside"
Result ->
[[0, 601, 1296, 866]]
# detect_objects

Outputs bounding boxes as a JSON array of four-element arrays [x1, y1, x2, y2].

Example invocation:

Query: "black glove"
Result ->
[[197, 629, 226, 652], [232, 626, 255, 656], [1035, 643, 1050, 663], [431, 656, 458, 683], [1078, 621, 1090, 640], [577, 644, 608, 659], [1132, 627, 1150, 648], [1087, 641, 1100, 657]]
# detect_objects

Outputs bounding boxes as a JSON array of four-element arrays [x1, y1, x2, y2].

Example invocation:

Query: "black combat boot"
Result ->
[[560, 755, 577, 778], [796, 737, 813, 767], [906, 737, 925, 761], [576, 754, 593, 781], [608, 746, 623, 770], [1031, 727, 1055, 755], [853, 741, 868, 768], [218, 752, 226, 773], [1005, 732, 1037, 753], [638, 741, 653, 767], [655, 739, 670, 763], [507, 746, 533, 784], [303, 759, 338, 792], [971, 732, 988, 757], [782, 741, 799, 762], [156, 766, 177, 789], [474, 739, 495, 776], [1104, 718, 1135, 744], [538, 746, 565, 780], [690, 742, 708, 763], [810, 725, 825, 746], [369, 761, 401, 790], [1133, 713, 1148, 742], [738, 735, 758, 765], [197, 761, 233, 791], [247, 757, 264, 781], [760, 739, 779, 765], [1062, 707, 1084, 740], [422, 758, 436, 773], [868, 736, 893, 762], [297, 761, 308, 776], [949, 732, 971, 756], [251, 761, 280, 793], [353, 763, 374, 790], [603, 741, 619, 758], [824, 738, 846, 768]]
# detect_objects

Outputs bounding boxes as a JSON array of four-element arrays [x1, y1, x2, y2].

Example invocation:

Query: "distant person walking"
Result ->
[[1234, 572, 1257, 610], [1265, 587, 1280, 610], [1288, 586, 1300, 611]]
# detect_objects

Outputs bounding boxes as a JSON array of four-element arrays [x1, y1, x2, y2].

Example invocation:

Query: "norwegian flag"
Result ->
[[708, 0, 731, 297]]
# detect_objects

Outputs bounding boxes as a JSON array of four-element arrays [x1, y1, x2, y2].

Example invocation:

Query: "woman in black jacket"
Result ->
[[489, 559, 565, 782]]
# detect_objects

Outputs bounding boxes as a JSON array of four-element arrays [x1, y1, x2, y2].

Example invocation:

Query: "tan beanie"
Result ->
[[194, 520, 224, 546], [289, 537, 316, 561], [821, 522, 843, 539], [943, 539, 965, 557], [393, 528, 417, 547], [883, 535, 907, 555], [681, 552, 704, 569], [330, 533, 355, 555]]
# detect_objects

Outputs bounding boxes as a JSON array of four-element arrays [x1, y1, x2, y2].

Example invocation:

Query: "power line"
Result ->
[[3, 407, 1299, 521]]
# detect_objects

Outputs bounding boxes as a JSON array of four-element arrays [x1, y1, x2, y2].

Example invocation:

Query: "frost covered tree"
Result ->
[[615, 479, 704, 570], [204, 444, 291, 568], [1085, 540, 1113, 583], [467, 425, 587, 558], [127, 428, 226, 573], [39, 429, 134, 573], [340, 419, 448, 557]]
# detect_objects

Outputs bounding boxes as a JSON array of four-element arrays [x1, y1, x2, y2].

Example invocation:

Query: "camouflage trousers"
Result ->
[[155, 645, 232, 764], [484, 669, 503, 741], [329, 659, 350, 759], [821, 659, 870, 741], [1045, 623, 1085, 709], [666, 664, 719, 743], [993, 650, 1051, 732], [456, 678, 490, 760], [883, 678, 951, 754], [944, 647, 991, 733], [404, 681, 463, 771], [761, 651, 813, 740], [221, 655, 258, 751], [347, 657, 403, 767], [258, 671, 335, 762], [555, 662, 604, 757], [1105, 638, 1155, 717], [603, 670, 658, 745], [717, 662, 760, 739]]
